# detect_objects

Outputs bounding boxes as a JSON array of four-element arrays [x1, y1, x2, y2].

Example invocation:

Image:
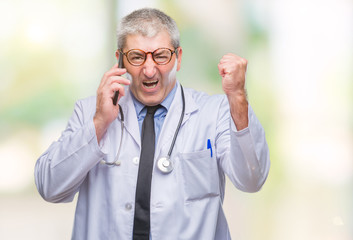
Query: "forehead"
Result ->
[[124, 31, 173, 51]]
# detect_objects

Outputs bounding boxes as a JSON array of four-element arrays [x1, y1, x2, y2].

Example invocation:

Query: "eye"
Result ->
[[155, 55, 169, 60], [131, 55, 144, 60], [154, 50, 171, 63], [128, 51, 145, 63]]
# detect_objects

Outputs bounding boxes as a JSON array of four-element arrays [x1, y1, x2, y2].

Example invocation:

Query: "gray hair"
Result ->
[[117, 8, 180, 51]]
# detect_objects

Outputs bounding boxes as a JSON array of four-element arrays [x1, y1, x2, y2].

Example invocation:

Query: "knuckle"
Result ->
[[103, 72, 109, 79]]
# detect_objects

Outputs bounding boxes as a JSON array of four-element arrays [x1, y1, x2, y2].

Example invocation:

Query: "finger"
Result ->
[[218, 63, 228, 77], [219, 53, 236, 61], [111, 83, 126, 96], [110, 83, 126, 104], [107, 77, 131, 97], [219, 57, 238, 66], [219, 58, 248, 74], [218, 57, 232, 65], [100, 74, 130, 92], [108, 76, 131, 86], [99, 66, 127, 88], [101, 76, 130, 93], [220, 53, 245, 63], [97, 77, 126, 100], [99, 64, 118, 86], [111, 67, 127, 75], [104, 68, 127, 81]]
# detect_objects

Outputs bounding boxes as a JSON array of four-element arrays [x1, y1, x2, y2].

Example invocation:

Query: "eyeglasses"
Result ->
[[118, 48, 177, 66]]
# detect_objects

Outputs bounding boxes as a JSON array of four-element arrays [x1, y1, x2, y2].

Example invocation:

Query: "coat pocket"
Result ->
[[179, 149, 220, 202]]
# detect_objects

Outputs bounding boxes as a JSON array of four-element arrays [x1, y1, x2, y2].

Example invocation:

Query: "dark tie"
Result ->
[[133, 105, 160, 240]]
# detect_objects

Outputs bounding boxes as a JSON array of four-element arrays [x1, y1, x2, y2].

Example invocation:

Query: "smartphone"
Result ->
[[113, 53, 124, 105]]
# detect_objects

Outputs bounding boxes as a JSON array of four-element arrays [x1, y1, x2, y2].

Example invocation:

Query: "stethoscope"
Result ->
[[101, 85, 185, 174]]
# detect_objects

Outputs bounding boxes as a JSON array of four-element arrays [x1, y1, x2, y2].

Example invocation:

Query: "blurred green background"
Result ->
[[0, 0, 352, 239]]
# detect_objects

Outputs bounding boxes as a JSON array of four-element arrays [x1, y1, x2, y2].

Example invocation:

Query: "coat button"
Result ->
[[125, 203, 132, 210], [132, 157, 139, 165]]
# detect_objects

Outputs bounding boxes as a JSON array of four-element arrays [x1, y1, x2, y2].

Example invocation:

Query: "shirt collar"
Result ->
[[132, 82, 178, 116]]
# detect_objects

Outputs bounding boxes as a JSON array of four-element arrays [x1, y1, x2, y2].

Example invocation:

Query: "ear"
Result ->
[[176, 47, 183, 71], [115, 50, 120, 61]]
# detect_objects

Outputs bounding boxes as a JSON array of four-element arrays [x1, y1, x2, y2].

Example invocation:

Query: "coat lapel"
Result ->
[[155, 83, 198, 157]]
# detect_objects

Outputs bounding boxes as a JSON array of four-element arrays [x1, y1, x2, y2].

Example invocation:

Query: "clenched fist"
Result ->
[[218, 53, 248, 130], [218, 53, 247, 96]]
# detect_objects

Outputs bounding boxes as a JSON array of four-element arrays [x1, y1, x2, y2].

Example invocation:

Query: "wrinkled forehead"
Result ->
[[124, 31, 174, 51]]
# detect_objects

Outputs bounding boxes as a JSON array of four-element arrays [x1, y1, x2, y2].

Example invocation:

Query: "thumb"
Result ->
[[218, 63, 226, 78]]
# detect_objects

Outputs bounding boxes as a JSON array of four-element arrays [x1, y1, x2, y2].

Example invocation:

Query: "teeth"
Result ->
[[143, 80, 158, 84], [143, 80, 158, 89]]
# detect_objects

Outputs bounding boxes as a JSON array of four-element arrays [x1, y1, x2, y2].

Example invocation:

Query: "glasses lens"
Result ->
[[127, 50, 145, 65], [153, 49, 172, 64]]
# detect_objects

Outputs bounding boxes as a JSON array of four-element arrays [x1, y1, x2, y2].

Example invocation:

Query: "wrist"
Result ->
[[226, 89, 248, 105], [93, 115, 108, 143], [227, 91, 249, 130]]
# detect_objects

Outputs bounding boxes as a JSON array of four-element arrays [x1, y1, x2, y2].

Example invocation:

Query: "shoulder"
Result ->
[[74, 96, 96, 109], [76, 95, 96, 105], [183, 87, 228, 108], [71, 96, 97, 121]]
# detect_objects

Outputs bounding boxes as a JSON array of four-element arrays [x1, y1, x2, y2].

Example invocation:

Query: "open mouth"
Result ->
[[143, 80, 159, 89]]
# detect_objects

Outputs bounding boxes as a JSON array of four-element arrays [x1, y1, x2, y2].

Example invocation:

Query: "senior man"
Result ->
[[35, 8, 270, 240]]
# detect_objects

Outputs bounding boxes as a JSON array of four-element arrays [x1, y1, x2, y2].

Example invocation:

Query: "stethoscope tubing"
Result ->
[[167, 85, 185, 157], [102, 85, 185, 173], [102, 105, 124, 166]]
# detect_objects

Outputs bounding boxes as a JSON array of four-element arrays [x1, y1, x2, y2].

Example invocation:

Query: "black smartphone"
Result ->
[[113, 53, 124, 105]]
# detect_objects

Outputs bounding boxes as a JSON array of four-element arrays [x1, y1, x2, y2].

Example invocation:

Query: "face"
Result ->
[[117, 31, 182, 106]]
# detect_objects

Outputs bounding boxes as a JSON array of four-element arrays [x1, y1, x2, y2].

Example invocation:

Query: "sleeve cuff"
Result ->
[[88, 119, 110, 155], [230, 118, 250, 134]]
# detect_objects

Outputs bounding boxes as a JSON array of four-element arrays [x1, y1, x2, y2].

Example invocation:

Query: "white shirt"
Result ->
[[35, 82, 270, 240]]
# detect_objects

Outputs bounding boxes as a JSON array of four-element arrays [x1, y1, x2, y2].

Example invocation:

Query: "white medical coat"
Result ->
[[35, 83, 270, 240]]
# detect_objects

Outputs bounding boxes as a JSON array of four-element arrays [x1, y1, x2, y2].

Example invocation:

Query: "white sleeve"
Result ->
[[34, 98, 107, 203], [216, 99, 270, 193]]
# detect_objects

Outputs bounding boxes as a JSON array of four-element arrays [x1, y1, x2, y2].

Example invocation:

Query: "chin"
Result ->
[[141, 95, 164, 106], [144, 99, 162, 106]]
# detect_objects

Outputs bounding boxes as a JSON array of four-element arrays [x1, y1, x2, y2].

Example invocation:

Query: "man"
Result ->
[[35, 8, 270, 240]]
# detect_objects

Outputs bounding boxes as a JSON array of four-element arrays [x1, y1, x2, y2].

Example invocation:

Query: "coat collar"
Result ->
[[117, 82, 199, 149]]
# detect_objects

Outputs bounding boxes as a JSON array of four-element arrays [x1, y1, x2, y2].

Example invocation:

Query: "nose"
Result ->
[[143, 54, 157, 78]]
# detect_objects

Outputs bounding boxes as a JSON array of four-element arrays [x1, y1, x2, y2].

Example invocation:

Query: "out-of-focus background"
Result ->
[[1, 0, 352, 239]]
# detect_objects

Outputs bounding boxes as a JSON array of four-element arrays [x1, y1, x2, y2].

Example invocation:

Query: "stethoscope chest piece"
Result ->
[[157, 156, 174, 174]]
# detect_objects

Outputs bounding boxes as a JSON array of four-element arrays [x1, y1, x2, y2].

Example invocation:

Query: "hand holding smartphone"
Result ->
[[113, 53, 124, 105]]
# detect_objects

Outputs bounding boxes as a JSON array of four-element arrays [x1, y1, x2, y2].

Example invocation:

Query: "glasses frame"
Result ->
[[117, 48, 177, 66]]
